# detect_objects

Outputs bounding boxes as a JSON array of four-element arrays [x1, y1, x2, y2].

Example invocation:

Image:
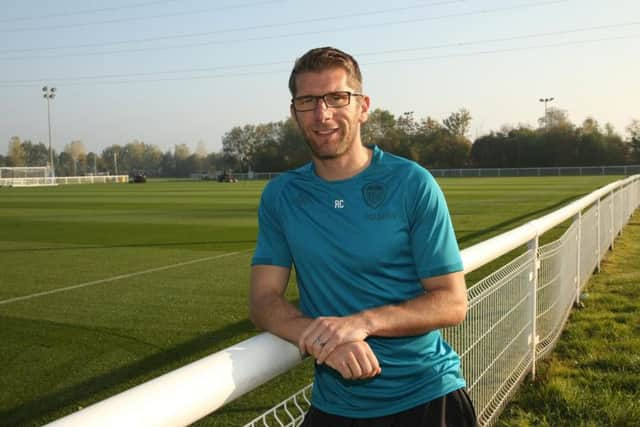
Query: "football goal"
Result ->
[[0, 166, 57, 187]]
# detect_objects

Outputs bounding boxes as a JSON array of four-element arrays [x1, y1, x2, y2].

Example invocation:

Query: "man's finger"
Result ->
[[299, 321, 322, 355], [340, 360, 353, 380], [366, 348, 381, 376], [315, 337, 336, 364], [346, 352, 362, 379]]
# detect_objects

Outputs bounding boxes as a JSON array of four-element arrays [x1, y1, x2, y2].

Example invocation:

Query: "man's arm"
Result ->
[[249, 264, 312, 344], [250, 264, 381, 379], [301, 271, 467, 364]]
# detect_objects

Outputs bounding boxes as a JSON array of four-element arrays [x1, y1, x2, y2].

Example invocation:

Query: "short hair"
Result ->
[[288, 47, 363, 97]]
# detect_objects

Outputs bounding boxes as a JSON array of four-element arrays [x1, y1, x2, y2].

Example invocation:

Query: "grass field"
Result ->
[[0, 176, 622, 426]]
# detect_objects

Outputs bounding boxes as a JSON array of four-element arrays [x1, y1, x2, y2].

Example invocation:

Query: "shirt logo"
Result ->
[[334, 199, 345, 209], [362, 182, 386, 208]]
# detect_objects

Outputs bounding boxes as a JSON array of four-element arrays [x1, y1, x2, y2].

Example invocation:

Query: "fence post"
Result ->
[[528, 235, 539, 380], [596, 198, 601, 272], [574, 212, 582, 305], [610, 190, 615, 250]]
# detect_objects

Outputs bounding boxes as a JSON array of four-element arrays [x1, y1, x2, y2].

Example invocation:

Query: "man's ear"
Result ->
[[359, 95, 371, 124], [290, 104, 300, 128]]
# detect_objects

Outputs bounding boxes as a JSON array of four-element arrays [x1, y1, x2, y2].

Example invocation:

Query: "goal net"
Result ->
[[0, 166, 57, 187]]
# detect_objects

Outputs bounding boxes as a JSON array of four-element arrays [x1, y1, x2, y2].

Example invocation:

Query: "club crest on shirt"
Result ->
[[362, 182, 386, 208]]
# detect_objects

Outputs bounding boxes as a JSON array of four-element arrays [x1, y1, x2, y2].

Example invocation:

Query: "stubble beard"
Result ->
[[302, 123, 358, 160]]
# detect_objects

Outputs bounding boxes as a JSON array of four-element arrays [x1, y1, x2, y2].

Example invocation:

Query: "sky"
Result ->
[[1, 0, 639, 156]]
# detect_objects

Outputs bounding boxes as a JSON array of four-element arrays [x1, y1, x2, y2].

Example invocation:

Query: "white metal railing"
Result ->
[[429, 165, 640, 178], [45, 175, 640, 427], [0, 175, 129, 186]]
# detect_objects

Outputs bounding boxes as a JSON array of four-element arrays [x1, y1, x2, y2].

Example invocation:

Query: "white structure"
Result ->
[[0, 166, 55, 187], [0, 171, 129, 187], [46, 175, 640, 427]]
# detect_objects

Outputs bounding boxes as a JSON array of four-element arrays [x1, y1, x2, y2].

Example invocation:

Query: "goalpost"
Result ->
[[0, 166, 57, 187]]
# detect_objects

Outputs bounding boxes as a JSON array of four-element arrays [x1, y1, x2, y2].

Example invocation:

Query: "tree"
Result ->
[[195, 140, 208, 159], [538, 107, 571, 130], [7, 136, 26, 166], [627, 119, 640, 163], [581, 117, 600, 134], [101, 145, 123, 175], [20, 140, 50, 167], [277, 118, 310, 170], [160, 150, 175, 176], [443, 109, 472, 138], [85, 152, 102, 174], [65, 140, 87, 175], [174, 143, 192, 177], [362, 109, 401, 156], [57, 151, 74, 176], [222, 125, 258, 171]]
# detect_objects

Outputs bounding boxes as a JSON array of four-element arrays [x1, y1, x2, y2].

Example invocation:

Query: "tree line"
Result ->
[[3, 109, 640, 176]]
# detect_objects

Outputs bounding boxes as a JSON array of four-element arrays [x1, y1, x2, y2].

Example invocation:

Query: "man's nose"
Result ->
[[313, 97, 331, 120]]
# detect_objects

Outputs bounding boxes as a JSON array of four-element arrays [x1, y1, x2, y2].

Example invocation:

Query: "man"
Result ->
[[250, 47, 477, 426]]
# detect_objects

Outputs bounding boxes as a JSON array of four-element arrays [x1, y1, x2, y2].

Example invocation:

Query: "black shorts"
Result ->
[[300, 388, 478, 427]]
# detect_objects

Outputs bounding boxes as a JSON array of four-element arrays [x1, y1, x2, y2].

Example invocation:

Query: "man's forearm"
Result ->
[[308, 272, 467, 364], [354, 287, 467, 338], [249, 293, 313, 345]]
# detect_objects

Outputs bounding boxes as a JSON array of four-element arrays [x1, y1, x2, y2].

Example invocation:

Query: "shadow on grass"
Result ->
[[0, 239, 257, 253], [0, 318, 257, 426], [457, 195, 583, 246]]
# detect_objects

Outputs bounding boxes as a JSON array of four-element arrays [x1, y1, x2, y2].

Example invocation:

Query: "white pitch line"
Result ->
[[0, 250, 252, 305]]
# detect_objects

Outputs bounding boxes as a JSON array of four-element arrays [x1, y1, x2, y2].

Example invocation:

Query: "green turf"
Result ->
[[0, 176, 622, 426]]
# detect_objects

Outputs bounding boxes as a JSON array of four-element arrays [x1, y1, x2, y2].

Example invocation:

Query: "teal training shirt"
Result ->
[[252, 146, 466, 417]]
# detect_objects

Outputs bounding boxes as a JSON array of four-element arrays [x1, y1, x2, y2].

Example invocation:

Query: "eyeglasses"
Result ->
[[292, 91, 363, 112]]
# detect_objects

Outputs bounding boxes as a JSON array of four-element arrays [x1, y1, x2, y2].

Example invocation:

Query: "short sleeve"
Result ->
[[407, 168, 463, 278], [251, 182, 293, 268]]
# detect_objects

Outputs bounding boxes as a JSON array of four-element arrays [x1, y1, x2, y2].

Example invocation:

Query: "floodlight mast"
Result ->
[[42, 86, 57, 178], [539, 97, 554, 130]]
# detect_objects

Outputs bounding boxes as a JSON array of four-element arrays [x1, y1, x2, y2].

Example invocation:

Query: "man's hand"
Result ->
[[298, 316, 370, 364], [324, 341, 381, 380]]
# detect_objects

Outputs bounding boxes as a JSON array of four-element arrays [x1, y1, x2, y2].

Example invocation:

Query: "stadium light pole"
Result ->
[[539, 97, 554, 130], [42, 86, 57, 177]]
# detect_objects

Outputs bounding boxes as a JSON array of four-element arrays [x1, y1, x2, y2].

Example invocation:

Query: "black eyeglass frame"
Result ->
[[291, 91, 364, 112]]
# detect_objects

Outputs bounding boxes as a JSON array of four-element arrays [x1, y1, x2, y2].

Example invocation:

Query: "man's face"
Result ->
[[291, 67, 370, 160]]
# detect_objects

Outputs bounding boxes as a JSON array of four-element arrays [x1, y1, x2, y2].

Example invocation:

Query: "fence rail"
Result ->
[[429, 165, 640, 177], [46, 175, 640, 427]]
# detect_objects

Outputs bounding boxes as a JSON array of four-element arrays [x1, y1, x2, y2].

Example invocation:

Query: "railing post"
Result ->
[[610, 190, 615, 250], [528, 235, 539, 380], [574, 212, 582, 305], [596, 198, 601, 272]]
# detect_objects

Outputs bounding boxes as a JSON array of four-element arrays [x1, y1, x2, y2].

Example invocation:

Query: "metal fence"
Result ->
[[46, 175, 640, 427], [429, 165, 640, 178]]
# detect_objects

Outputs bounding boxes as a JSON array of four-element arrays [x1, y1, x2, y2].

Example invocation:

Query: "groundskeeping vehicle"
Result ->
[[131, 171, 147, 183], [216, 173, 237, 183]]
